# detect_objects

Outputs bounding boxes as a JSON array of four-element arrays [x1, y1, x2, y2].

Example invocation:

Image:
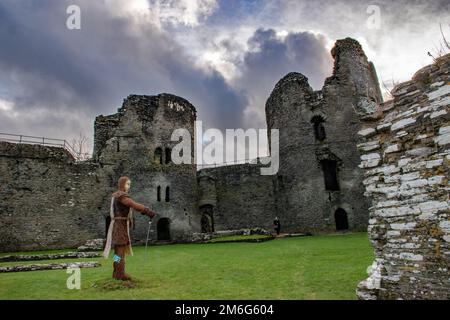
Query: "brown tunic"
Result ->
[[111, 191, 149, 246]]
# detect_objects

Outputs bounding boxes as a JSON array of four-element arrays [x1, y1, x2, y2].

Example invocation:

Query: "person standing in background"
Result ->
[[273, 217, 281, 236]]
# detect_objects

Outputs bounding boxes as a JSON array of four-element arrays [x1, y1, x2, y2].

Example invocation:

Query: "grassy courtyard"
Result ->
[[0, 233, 373, 300]]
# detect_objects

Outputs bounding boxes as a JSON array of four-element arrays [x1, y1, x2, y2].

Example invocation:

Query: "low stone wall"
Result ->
[[357, 54, 450, 299], [0, 262, 101, 273], [0, 252, 101, 262], [77, 239, 105, 252]]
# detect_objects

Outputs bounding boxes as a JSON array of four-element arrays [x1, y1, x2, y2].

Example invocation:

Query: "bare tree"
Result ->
[[428, 23, 450, 62], [70, 132, 91, 161], [440, 23, 450, 51], [381, 77, 400, 101]]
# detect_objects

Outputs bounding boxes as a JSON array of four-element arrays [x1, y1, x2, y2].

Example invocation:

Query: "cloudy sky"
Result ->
[[0, 0, 448, 157]]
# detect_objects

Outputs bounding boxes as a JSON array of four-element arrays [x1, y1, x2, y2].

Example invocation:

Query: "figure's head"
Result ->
[[118, 176, 131, 193]]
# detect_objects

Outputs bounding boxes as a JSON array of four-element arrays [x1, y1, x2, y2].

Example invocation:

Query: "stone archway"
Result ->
[[157, 218, 171, 241]]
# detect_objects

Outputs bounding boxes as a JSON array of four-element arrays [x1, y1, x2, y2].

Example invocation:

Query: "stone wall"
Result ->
[[265, 38, 377, 233], [0, 93, 201, 252], [0, 142, 108, 252], [357, 53, 450, 299], [198, 163, 276, 232]]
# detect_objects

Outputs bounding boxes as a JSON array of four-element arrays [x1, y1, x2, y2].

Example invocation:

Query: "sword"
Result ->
[[145, 220, 152, 257]]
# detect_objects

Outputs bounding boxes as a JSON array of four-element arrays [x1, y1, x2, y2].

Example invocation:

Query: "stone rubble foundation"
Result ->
[[0, 261, 101, 273]]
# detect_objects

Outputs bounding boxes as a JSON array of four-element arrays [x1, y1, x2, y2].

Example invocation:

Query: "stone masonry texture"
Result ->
[[265, 38, 380, 233], [356, 53, 450, 300]]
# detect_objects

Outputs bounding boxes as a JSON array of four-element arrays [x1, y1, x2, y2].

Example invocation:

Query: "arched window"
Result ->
[[165, 186, 170, 202], [311, 116, 326, 141], [165, 147, 171, 164], [157, 186, 161, 202], [321, 160, 339, 191], [154, 147, 163, 164]]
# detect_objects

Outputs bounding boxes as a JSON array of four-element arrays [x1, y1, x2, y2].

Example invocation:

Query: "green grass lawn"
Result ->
[[0, 233, 373, 300]]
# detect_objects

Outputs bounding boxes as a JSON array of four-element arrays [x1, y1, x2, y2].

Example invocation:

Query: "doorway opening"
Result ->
[[157, 218, 171, 241], [335, 208, 349, 231]]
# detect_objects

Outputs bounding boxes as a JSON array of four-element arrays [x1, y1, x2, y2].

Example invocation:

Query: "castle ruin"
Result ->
[[0, 38, 448, 299]]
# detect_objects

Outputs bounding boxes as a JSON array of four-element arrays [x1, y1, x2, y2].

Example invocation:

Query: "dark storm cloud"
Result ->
[[235, 28, 332, 128], [245, 29, 331, 89], [0, 0, 435, 162], [0, 0, 247, 145]]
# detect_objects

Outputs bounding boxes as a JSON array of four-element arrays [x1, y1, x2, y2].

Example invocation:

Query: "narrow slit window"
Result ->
[[165, 148, 171, 164], [311, 116, 326, 141], [321, 160, 339, 191], [154, 147, 163, 164], [157, 186, 161, 202], [165, 186, 170, 202]]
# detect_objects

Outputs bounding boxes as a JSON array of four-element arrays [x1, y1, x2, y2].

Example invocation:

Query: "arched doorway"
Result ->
[[201, 214, 213, 233], [157, 218, 171, 241], [335, 208, 349, 231], [200, 204, 214, 233]]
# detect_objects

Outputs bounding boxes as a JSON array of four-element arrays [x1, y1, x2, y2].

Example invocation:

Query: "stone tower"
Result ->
[[93, 93, 200, 242], [266, 38, 382, 233]]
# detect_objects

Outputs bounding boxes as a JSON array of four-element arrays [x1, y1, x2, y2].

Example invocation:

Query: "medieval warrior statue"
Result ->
[[103, 176, 157, 281]]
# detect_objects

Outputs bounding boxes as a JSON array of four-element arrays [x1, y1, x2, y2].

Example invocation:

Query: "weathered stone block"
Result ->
[[358, 53, 450, 300]]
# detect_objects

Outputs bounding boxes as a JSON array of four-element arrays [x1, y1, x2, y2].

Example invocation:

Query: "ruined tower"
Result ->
[[266, 38, 382, 233], [93, 93, 200, 242]]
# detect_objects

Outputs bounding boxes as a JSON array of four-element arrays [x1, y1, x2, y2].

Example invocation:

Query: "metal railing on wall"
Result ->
[[196, 157, 268, 170], [0, 132, 91, 161]]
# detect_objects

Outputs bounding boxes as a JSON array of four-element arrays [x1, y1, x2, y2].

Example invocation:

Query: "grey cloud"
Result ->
[[235, 28, 333, 128], [0, 0, 247, 149], [2, 0, 438, 152]]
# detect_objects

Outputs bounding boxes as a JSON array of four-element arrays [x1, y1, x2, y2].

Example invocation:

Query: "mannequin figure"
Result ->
[[103, 176, 157, 281]]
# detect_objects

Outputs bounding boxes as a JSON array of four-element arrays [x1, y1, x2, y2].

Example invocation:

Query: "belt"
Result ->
[[103, 196, 134, 259]]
